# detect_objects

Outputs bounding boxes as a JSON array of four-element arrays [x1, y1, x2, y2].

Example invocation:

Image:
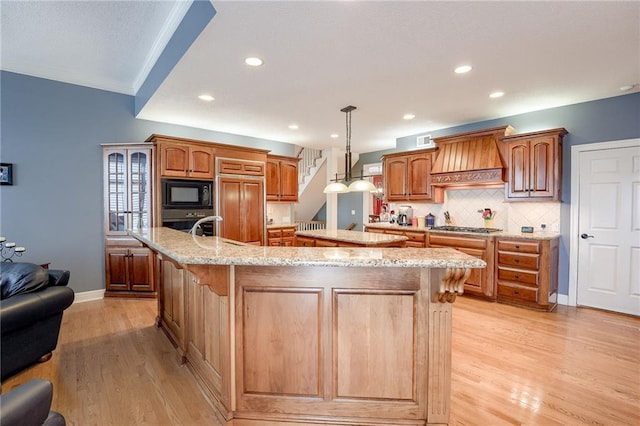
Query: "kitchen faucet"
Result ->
[[189, 215, 223, 235]]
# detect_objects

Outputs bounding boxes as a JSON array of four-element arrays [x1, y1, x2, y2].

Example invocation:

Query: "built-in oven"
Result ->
[[161, 179, 215, 236], [161, 209, 215, 236]]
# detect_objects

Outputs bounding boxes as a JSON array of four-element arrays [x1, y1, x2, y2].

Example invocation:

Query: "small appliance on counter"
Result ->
[[426, 213, 435, 228], [397, 205, 413, 226]]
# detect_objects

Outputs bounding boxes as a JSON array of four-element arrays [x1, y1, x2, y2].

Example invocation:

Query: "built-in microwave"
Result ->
[[162, 179, 213, 209]]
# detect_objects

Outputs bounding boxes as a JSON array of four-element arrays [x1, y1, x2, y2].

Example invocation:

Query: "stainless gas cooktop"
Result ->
[[430, 226, 503, 234]]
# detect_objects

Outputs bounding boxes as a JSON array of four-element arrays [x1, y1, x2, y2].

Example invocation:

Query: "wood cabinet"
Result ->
[[502, 128, 567, 201], [382, 149, 443, 202], [185, 266, 232, 414], [218, 158, 265, 176], [157, 142, 215, 179], [158, 256, 186, 355], [105, 241, 154, 295], [267, 226, 296, 246], [266, 155, 299, 202], [102, 144, 155, 297], [495, 237, 559, 311], [218, 176, 265, 245], [427, 233, 495, 298]]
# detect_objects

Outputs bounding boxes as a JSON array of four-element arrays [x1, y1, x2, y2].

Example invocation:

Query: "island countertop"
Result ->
[[129, 227, 486, 269]]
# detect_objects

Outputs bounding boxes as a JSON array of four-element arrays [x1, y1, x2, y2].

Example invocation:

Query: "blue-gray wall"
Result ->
[[337, 93, 640, 296], [0, 71, 295, 293]]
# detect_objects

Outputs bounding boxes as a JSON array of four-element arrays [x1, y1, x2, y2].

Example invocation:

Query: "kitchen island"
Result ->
[[130, 227, 485, 426]]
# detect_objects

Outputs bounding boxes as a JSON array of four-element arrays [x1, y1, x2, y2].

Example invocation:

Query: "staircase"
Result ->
[[295, 148, 328, 221]]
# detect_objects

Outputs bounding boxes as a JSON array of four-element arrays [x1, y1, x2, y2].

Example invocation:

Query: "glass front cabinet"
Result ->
[[102, 144, 155, 297]]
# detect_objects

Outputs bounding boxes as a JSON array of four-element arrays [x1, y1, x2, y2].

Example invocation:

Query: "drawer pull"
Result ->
[[515, 259, 520, 263], [515, 245, 520, 249], [514, 274, 520, 279], [514, 289, 519, 295]]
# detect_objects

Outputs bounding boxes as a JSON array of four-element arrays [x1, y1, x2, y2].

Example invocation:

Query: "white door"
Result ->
[[575, 142, 640, 315]]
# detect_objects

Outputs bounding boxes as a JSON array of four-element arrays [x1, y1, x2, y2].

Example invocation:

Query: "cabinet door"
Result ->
[[265, 159, 279, 201], [529, 137, 555, 198], [161, 144, 190, 177], [105, 247, 129, 291], [218, 177, 264, 244], [162, 260, 185, 348], [506, 141, 530, 199], [455, 247, 488, 297], [189, 147, 215, 179], [128, 150, 152, 230], [279, 159, 299, 201], [129, 247, 154, 292], [407, 154, 432, 199], [384, 158, 408, 201]]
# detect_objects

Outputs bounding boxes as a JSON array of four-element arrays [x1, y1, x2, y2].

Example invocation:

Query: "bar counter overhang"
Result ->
[[130, 227, 485, 426]]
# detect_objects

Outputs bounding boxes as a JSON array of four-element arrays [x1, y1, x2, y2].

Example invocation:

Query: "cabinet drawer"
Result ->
[[267, 229, 282, 239], [405, 232, 426, 243], [497, 267, 539, 286], [282, 228, 296, 237], [295, 237, 315, 247], [497, 240, 540, 254], [498, 283, 538, 302], [315, 239, 338, 247], [498, 252, 539, 269], [428, 234, 487, 250], [364, 227, 385, 234], [218, 159, 265, 176], [406, 241, 426, 248]]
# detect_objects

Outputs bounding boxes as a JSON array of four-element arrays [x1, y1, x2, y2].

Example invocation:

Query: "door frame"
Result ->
[[568, 138, 640, 306]]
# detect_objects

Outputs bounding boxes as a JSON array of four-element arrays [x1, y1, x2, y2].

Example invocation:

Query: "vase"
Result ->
[[483, 219, 494, 228]]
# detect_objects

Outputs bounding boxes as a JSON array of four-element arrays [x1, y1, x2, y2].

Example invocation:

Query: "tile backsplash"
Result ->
[[386, 188, 560, 232]]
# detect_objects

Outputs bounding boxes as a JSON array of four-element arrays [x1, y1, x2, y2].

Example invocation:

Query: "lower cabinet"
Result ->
[[105, 237, 155, 297], [159, 257, 186, 352], [185, 266, 232, 415], [267, 226, 296, 246], [427, 233, 495, 299], [495, 237, 559, 311]]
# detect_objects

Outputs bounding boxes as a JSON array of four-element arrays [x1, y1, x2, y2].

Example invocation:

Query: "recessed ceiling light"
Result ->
[[454, 65, 472, 74], [489, 91, 505, 98], [198, 94, 215, 101], [330, 134, 339, 138], [288, 124, 299, 130], [245, 57, 264, 67], [620, 84, 635, 91], [403, 113, 416, 120]]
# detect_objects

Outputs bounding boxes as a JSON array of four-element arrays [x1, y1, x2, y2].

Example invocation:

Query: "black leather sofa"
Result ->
[[0, 379, 66, 426], [0, 263, 75, 381]]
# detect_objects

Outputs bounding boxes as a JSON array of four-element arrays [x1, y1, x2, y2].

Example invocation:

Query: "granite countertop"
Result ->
[[266, 223, 297, 229], [295, 229, 408, 245], [364, 222, 561, 240], [129, 227, 485, 269]]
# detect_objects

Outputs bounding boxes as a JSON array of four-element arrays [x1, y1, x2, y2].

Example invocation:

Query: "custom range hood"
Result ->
[[430, 125, 514, 187]]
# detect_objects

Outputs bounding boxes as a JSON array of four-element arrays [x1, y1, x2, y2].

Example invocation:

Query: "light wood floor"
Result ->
[[2, 297, 638, 426]]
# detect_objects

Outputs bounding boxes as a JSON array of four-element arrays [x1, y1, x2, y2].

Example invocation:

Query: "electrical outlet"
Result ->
[[351, 210, 355, 215]]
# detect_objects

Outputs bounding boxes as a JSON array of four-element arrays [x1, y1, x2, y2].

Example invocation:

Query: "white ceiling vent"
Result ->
[[417, 134, 435, 148]]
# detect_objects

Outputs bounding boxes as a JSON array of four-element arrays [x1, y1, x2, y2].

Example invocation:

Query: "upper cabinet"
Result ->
[[502, 128, 567, 201], [266, 154, 299, 202], [157, 143, 215, 179], [382, 149, 443, 202], [103, 145, 153, 235]]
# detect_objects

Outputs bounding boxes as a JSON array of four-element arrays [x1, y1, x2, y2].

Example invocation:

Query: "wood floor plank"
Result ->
[[2, 296, 638, 425]]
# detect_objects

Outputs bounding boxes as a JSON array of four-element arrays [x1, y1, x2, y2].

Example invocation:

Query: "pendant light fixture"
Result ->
[[323, 105, 377, 194]]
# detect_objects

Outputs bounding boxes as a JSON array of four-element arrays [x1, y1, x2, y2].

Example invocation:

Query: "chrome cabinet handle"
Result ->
[[581, 233, 594, 239]]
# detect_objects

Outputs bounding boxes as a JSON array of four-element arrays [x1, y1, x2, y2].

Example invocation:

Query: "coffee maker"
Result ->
[[397, 205, 413, 226]]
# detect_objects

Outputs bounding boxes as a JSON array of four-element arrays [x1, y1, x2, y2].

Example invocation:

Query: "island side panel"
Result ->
[[233, 265, 444, 425]]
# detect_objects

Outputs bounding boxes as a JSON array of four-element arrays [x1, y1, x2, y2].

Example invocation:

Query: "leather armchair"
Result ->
[[1, 263, 75, 381], [0, 379, 65, 426]]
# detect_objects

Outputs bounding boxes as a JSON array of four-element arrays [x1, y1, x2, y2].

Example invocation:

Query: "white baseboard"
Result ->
[[73, 289, 105, 304], [557, 294, 569, 306]]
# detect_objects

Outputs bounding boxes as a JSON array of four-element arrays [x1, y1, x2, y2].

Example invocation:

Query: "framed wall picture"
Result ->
[[0, 163, 14, 185]]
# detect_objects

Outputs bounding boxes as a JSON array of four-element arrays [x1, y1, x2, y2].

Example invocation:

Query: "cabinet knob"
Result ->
[[515, 258, 520, 263], [514, 289, 520, 295], [514, 274, 520, 279], [515, 245, 520, 249]]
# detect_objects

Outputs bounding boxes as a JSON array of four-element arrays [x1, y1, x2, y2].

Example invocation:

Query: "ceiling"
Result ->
[[2, 1, 639, 153]]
